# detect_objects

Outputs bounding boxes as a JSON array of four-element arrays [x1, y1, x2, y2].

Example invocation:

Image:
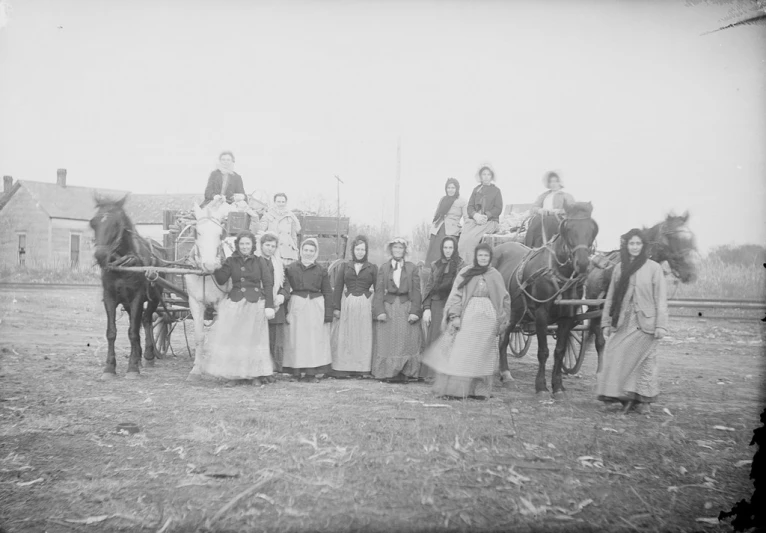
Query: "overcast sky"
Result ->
[[1, 0, 764, 252]]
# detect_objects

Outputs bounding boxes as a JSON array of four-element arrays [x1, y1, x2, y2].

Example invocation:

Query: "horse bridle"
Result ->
[[554, 216, 599, 267], [188, 215, 228, 270], [647, 221, 695, 278], [94, 211, 133, 267]]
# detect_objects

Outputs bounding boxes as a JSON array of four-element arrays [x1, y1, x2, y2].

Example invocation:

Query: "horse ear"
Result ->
[[116, 194, 129, 208], [681, 210, 690, 222]]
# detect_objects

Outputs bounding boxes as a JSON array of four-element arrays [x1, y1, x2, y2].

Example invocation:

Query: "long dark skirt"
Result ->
[[269, 323, 284, 372], [425, 225, 458, 265]]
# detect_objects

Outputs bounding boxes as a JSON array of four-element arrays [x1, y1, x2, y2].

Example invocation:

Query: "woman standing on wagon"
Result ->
[[457, 164, 503, 263], [282, 238, 333, 382], [262, 193, 301, 264], [259, 232, 291, 378], [371, 238, 423, 383], [202, 151, 246, 207], [328, 236, 378, 379], [424, 178, 468, 266], [189, 231, 276, 385], [423, 243, 510, 400], [420, 236, 464, 380], [597, 228, 668, 415]]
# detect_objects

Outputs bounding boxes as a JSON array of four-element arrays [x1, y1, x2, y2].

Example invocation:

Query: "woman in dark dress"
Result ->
[[328, 236, 378, 379], [202, 151, 246, 207], [457, 164, 503, 263]]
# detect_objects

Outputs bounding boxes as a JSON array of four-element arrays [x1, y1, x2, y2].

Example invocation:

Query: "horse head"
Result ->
[[646, 211, 699, 283], [91, 194, 132, 268], [559, 201, 599, 275], [192, 203, 227, 272]]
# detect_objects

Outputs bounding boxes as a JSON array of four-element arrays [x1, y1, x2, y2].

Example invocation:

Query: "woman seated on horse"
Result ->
[[457, 164, 503, 263], [189, 230, 276, 385], [202, 151, 246, 207], [524, 171, 575, 248]]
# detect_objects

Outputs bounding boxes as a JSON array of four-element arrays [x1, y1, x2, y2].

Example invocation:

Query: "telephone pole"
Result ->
[[393, 137, 401, 236], [334, 174, 344, 260]]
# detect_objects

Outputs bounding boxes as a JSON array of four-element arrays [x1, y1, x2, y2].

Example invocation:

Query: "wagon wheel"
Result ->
[[562, 329, 589, 375], [508, 329, 532, 358], [152, 312, 173, 358]]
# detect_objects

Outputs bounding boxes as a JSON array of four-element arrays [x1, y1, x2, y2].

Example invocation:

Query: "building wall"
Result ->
[[0, 187, 51, 265], [50, 218, 95, 267], [134, 223, 164, 244]]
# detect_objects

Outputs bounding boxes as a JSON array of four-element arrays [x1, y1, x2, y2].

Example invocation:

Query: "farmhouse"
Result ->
[[0, 169, 202, 267]]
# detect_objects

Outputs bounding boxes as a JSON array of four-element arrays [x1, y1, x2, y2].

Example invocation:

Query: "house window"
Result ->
[[70, 234, 81, 268], [18, 234, 26, 265]]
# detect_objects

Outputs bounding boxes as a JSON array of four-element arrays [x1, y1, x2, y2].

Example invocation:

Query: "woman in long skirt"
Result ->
[[458, 164, 503, 263], [372, 237, 423, 383], [597, 228, 668, 415], [282, 238, 333, 382], [189, 231, 276, 384], [423, 243, 510, 399], [258, 232, 290, 379], [328, 236, 378, 379], [424, 178, 467, 265], [420, 236, 464, 380]]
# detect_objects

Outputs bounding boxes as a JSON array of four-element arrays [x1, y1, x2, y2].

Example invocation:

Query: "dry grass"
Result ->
[[0, 259, 100, 284], [669, 256, 765, 301], [0, 287, 763, 532]]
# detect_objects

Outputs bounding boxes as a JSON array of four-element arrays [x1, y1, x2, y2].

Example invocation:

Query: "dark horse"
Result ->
[[583, 211, 699, 372], [90, 195, 166, 379], [493, 202, 599, 398]]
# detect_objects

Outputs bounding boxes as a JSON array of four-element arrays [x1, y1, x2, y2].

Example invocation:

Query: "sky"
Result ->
[[0, 0, 764, 253]]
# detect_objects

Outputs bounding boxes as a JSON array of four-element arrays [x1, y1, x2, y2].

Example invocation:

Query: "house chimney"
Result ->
[[57, 168, 67, 188], [3, 176, 12, 194]]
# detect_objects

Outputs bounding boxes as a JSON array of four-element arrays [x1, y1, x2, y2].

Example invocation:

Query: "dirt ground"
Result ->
[[0, 285, 764, 533]]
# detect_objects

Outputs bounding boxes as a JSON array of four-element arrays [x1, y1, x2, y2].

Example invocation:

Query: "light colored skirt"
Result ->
[[458, 220, 499, 263], [372, 299, 422, 379], [333, 294, 373, 372], [283, 296, 332, 370], [423, 296, 497, 398], [596, 303, 660, 403], [191, 298, 273, 379]]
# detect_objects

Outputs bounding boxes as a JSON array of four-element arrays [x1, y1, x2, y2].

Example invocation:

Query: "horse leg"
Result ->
[[125, 297, 144, 378], [188, 295, 206, 359], [592, 315, 606, 374], [142, 294, 160, 366], [101, 293, 119, 380], [498, 325, 513, 382], [551, 318, 574, 399], [534, 307, 550, 395]]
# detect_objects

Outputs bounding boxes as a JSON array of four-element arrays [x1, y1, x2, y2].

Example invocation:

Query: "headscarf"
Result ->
[[609, 228, 649, 327], [427, 236, 462, 299], [233, 230, 256, 257], [349, 235, 369, 264], [542, 171, 564, 189], [432, 178, 461, 223], [260, 232, 284, 300], [457, 243, 493, 290], [387, 237, 408, 270], [300, 237, 319, 266]]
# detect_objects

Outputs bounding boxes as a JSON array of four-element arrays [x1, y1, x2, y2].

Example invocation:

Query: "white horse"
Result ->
[[185, 202, 230, 361]]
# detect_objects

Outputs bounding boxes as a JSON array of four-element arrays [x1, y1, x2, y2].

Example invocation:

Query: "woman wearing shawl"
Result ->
[[202, 151, 246, 207], [282, 238, 333, 382], [597, 229, 668, 415], [371, 238, 423, 383], [328, 236, 378, 379], [420, 236, 465, 380], [424, 178, 468, 265], [423, 243, 510, 400], [258, 232, 291, 378], [524, 171, 576, 248], [262, 193, 301, 264], [189, 231, 276, 384], [457, 164, 503, 263]]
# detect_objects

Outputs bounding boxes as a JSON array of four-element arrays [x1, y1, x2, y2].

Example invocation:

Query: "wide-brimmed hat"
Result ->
[[542, 171, 564, 189]]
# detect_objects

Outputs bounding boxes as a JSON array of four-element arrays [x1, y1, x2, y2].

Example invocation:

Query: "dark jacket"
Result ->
[[213, 252, 274, 307], [285, 261, 333, 322], [262, 256, 291, 324], [332, 261, 378, 311], [423, 258, 465, 309], [203, 170, 246, 205], [467, 183, 503, 221], [372, 261, 422, 318]]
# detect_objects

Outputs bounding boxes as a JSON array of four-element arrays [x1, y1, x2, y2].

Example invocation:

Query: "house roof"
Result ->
[[0, 180, 204, 224]]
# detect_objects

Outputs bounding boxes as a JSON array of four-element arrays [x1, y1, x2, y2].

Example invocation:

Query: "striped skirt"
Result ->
[[423, 296, 497, 398], [596, 302, 660, 403], [372, 299, 423, 379]]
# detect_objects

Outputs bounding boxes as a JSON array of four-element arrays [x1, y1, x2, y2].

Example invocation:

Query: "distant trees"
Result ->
[[707, 244, 766, 267]]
